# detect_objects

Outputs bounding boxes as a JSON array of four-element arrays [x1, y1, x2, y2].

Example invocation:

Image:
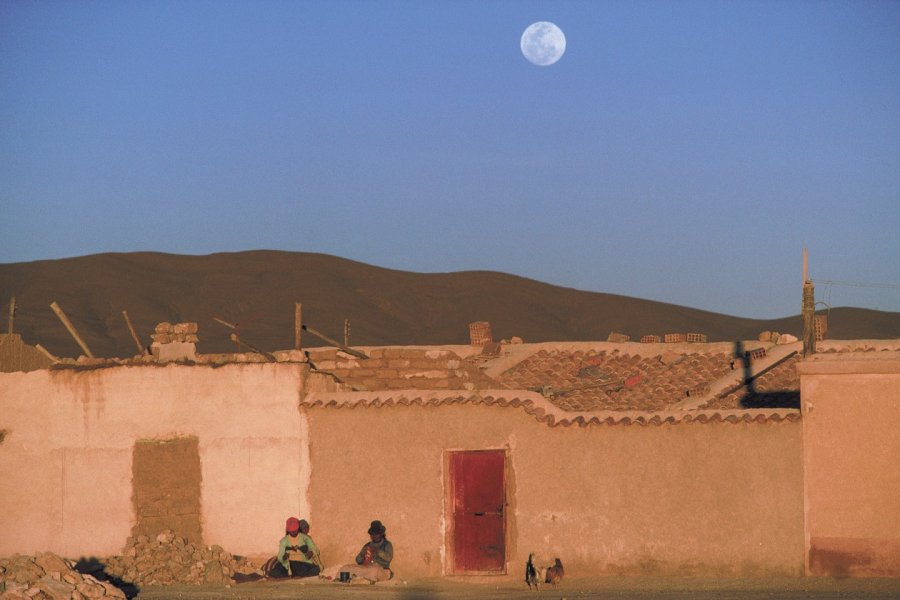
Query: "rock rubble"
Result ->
[[102, 530, 258, 586], [0, 553, 125, 600]]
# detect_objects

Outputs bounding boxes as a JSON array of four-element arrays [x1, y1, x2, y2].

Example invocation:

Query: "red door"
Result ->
[[450, 450, 506, 573]]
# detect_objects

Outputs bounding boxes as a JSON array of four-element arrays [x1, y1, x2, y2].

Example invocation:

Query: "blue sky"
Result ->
[[2, 0, 899, 318]]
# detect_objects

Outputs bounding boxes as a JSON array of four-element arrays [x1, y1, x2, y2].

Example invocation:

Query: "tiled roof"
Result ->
[[493, 349, 733, 411], [305, 347, 497, 391], [301, 389, 801, 428], [302, 340, 900, 416]]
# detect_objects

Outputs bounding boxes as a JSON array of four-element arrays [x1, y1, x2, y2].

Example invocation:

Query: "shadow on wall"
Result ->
[[732, 341, 800, 410], [0, 429, 7, 444], [74, 557, 140, 599]]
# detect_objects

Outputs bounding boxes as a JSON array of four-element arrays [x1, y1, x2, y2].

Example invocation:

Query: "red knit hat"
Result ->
[[285, 517, 300, 534]]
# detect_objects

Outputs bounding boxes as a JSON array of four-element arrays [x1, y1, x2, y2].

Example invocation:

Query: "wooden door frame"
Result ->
[[443, 448, 509, 575]]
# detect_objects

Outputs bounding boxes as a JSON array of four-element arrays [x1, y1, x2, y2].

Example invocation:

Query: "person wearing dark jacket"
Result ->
[[337, 520, 393, 583]]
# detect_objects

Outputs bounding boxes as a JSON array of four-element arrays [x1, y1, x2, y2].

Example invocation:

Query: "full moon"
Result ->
[[520, 21, 566, 66]]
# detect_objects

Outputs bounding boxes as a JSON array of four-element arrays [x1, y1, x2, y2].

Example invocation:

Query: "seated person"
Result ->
[[268, 517, 321, 578], [335, 520, 393, 583]]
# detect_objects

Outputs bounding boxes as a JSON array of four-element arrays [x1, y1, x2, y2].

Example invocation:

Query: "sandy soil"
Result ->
[[134, 575, 900, 600]]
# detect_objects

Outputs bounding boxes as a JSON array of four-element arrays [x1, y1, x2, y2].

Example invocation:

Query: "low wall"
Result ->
[[0, 363, 320, 559], [304, 402, 804, 578], [799, 353, 900, 577]]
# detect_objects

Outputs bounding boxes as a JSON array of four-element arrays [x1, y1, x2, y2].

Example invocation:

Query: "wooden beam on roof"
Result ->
[[49, 301, 95, 358], [302, 324, 368, 360]]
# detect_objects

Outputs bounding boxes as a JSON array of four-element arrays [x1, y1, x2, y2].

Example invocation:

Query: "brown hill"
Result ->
[[1, 251, 898, 358]]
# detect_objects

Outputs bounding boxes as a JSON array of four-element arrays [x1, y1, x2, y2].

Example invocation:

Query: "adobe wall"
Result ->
[[0, 333, 53, 373], [304, 403, 804, 578], [798, 353, 900, 577], [0, 363, 325, 559]]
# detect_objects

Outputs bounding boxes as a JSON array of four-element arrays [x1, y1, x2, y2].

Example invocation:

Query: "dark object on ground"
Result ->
[[525, 553, 540, 591], [545, 557, 565, 585]]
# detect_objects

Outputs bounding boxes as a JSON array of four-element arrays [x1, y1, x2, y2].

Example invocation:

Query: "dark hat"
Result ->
[[298, 519, 310, 530], [367, 520, 386, 535]]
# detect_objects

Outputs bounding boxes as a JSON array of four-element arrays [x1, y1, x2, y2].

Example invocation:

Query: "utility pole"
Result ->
[[294, 303, 302, 350], [802, 248, 816, 356], [7, 296, 15, 334]]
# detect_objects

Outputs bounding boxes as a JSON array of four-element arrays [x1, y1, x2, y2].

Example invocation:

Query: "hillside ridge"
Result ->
[[1, 251, 898, 358]]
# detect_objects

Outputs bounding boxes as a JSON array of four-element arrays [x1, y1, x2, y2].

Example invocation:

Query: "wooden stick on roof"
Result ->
[[50, 301, 95, 358]]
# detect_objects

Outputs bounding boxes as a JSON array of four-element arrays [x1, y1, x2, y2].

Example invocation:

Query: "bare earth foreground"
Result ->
[[134, 576, 900, 600]]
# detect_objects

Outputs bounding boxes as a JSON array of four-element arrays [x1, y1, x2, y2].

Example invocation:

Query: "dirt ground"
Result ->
[[133, 575, 900, 600]]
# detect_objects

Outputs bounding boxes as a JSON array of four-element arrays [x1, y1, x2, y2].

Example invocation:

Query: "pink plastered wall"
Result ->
[[799, 353, 900, 577], [0, 363, 330, 558], [304, 403, 805, 578]]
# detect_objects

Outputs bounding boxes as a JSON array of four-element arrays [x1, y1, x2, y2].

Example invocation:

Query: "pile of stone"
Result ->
[[758, 331, 799, 344], [151, 322, 199, 345], [102, 531, 258, 586], [150, 323, 199, 362], [0, 552, 126, 600]]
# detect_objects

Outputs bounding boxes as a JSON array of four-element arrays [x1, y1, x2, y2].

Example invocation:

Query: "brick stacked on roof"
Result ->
[[495, 349, 733, 412], [306, 347, 497, 391]]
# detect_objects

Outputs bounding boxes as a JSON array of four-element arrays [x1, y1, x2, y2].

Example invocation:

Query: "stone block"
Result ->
[[156, 341, 197, 363], [173, 322, 198, 335]]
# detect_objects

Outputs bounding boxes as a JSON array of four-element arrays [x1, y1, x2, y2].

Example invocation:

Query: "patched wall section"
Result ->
[[132, 437, 203, 543]]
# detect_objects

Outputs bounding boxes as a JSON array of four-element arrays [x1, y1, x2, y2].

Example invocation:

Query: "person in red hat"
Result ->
[[268, 517, 321, 578]]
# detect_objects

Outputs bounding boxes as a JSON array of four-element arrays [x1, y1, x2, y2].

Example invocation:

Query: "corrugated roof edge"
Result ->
[[301, 389, 801, 427]]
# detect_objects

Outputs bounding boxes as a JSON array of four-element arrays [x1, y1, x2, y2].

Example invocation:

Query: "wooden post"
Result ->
[[294, 303, 302, 350], [35, 344, 60, 364], [7, 296, 14, 334], [344, 318, 350, 347], [50, 301, 95, 358], [122, 310, 147, 356], [301, 324, 368, 359], [802, 247, 808, 283]]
